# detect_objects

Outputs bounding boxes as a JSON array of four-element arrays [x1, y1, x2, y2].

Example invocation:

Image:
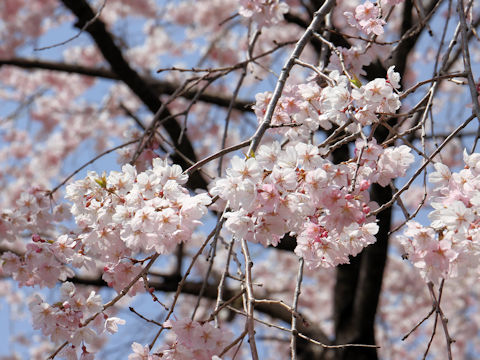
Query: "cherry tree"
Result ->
[[1, 0, 480, 359]]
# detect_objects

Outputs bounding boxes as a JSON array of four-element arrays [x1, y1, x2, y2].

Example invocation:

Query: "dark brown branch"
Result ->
[[0, 58, 252, 112], [387, 0, 443, 74], [60, 0, 207, 191], [327, 2, 443, 359]]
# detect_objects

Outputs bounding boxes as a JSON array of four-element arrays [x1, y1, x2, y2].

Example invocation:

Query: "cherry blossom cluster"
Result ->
[[344, 1, 386, 36], [1, 159, 212, 356], [60, 159, 211, 296], [253, 69, 401, 141], [0, 188, 81, 289], [238, 0, 289, 28], [0, 159, 212, 293], [29, 282, 125, 360], [1, 235, 75, 288], [328, 45, 374, 77], [156, 319, 230, 360], [128, 319, 229, 360], [212, 138, 414, 268], [399, 152, 480, 283], [351, 66, 401, 124], [66, 159, 211, 256], [0, 187, 69, 243]]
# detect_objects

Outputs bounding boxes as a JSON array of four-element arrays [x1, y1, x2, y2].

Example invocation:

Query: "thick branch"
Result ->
[[328, 2, 444, 359], [0, 58, 252, 112], [60, 0, 207, 190]]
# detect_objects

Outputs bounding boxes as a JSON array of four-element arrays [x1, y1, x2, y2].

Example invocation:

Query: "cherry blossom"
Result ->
[[345, 1, 386, 36], [399, 152, 480, 283], [239, 0, 289, 28], [129, 342, 160, 360], [1, 0, 479, 359], [153, 319, 232, 360], [28, 282, 123, 359], [66, 159, 211, 258], [212, 136, 414, 268]]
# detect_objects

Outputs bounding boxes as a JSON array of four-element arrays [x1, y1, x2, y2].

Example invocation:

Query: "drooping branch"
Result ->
[[70, 272, 332, 346]]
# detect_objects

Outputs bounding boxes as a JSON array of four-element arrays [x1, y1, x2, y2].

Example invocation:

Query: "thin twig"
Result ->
[[219, 329, 248, 357], [218, 28, 260, 176], [47, 138, 140, 196], [48, 253, 159, 359], [214, 237, 236, 327], [370, 113, 476, 216], [427, 281, 454, 360], [148, 216, 226, 349], [156, 40, 297, 74], [313, 31, 352, 81], [423, 309, 439, 360], [206, 290, 246, 324], [36, 0, 107, 51], [190, 226, 220, 320], [129, 307, 163, 327], [402, 307, 435, 341], [294, 58, 334, 86], [290, 257, 304, 360], [400, 72, 467, 99], [185, 139, 251, 175], [228, 306, 379, 349], [247, 0, 336, 155], [241, 237, 259, 360]]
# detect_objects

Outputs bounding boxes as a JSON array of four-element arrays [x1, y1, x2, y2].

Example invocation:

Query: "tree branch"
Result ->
[[70, 271, 331, 346], [60, 0, 207, 190], [0, 58, 253, 112]]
